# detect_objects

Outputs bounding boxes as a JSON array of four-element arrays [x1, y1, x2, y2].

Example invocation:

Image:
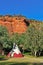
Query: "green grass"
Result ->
[[0, 55, 43, 65], [0, 62, 43, 65]]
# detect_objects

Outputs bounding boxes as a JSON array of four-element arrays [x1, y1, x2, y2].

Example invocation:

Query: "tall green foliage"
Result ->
[[0, 25, 12, 50], [26, 24, 43, 56]]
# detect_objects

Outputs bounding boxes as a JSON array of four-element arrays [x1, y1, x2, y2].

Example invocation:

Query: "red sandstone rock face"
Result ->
[[0, 16, 29, 34]]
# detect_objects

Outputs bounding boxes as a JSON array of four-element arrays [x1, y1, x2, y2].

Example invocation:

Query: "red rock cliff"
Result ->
[[0, 15, 30, 34]]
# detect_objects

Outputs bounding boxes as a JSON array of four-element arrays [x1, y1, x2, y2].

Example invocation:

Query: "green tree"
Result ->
[[0, 25, 12, 55], [26, 24, 43, 57]]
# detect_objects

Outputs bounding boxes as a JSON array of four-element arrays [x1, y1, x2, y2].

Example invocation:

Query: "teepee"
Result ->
[[7, 43, 23, 57]]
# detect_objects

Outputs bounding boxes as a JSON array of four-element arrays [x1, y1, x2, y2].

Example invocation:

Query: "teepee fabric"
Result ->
[[7, 43, 23, 57]]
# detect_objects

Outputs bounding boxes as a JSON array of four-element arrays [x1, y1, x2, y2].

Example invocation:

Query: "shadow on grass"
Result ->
[[0, 58, 9, 61], [0, 62, 43, 65]]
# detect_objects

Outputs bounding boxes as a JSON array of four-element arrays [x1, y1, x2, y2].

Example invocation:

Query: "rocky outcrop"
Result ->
[[0, 15, 30, 34]]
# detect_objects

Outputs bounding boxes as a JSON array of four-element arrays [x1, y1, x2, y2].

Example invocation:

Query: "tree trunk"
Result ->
[[39, 52, 41, 56], [23, 49, 24, 54], [22, 47, 24, 54], [35, 51, 37, 57], [2, 50, 4, 55]]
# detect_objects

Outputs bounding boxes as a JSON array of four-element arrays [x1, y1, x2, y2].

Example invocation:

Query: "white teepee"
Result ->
[[7, 43, 23, 57]]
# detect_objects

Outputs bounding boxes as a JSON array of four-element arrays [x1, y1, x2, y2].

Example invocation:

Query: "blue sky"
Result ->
[[0, 0, 43, 21]]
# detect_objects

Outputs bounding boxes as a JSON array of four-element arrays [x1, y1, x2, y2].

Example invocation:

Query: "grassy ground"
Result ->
[[0, 55, 43, 65]]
